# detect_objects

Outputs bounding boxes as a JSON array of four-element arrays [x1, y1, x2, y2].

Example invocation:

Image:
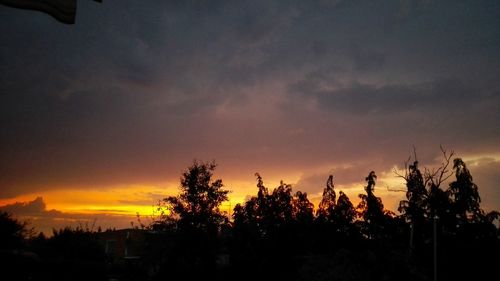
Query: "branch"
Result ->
[[436, 145, 454, 186], [424, 146, 455, 188], [393, 155, 411, 180]]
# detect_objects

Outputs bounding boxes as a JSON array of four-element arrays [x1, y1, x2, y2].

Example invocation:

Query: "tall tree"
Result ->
[[396, 151, 429, 250], [158, 161, 229, 278], [423, 147, 455, 234], [358, 171, 384, 223], [397, 156, 427, 225], [448, 158, 482, 223], [317, 175, 336, 222], [162, 160, 229, 233], [232, 173, 272, 238], [357, 171, 385, 238]]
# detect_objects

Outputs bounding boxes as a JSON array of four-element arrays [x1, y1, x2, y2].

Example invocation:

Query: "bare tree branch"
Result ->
[[394, 155, 411, 180], [424, 146, 454, 188]]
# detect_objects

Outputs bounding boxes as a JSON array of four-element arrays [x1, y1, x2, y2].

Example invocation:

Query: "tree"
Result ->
[[269, 180, 294, 228], [332, 191, 356, 233], [396, 150, 427, 225], [315, 175, 356, 239], [231, 174, 300, 280], [293, 191, 314, 225], [396, 150, 429, 250], [232, 173, 270, 240], [162, 160, 229, 234], [0, 211, 30, 250], [447, 158, 499, 241], [235, 174, 296, 237], [317, 175, 336, 222], [448, 158, 482, 223], [358, 171, 384, 223], [157, 161, 229, 278], [47, 226, 105, 261], [357, 171, 386, 238], [423, 147, 454, 222]]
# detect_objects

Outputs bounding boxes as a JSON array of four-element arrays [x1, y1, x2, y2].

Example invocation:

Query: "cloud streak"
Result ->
[[0, 197, 137, 234]]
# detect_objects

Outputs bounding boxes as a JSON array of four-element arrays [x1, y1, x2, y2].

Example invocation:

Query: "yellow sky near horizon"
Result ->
[[0, 173, 407, 234], [1, 154, 499, 234]]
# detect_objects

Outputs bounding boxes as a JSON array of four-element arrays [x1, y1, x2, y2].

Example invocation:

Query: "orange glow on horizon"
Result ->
[[0, 169, 409, 234], [0, 176, 406, 216]]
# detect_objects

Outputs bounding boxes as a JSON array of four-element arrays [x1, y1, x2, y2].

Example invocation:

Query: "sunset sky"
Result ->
[[1, 0, 500, 234]]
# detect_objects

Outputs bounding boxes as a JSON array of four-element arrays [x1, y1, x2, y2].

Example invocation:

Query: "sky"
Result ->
[[1, 0, 500, 234]]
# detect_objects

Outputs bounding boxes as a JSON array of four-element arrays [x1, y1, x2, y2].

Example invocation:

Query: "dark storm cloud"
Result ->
[[0, 197, 58, 215], [289, 77, 500, 117], [1, 0, 500, 214]]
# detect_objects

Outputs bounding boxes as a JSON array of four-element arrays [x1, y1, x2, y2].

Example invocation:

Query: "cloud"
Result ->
[[0, 0, 499, 218], [0, 197, 137, 234], [0, 197, 57, 215], [118, 192, 166, 205], [289, 76, 500, 115]]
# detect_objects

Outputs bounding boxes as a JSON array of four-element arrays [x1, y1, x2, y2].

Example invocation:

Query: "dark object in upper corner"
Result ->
[[0, 0, 102, 25]]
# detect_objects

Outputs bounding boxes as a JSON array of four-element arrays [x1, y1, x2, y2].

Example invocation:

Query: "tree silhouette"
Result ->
[[231, 173, 271, 241], [440, 157, 499, 281], [293, 191, 314, 226], [233, 174, 297, 237], [396, 151, 429, 251], [231, 174, 302, 280], [332, 191, 357, 235], [157, 160, 229, 278], [317, 175, 336, 223], [422, 148, 456, 242], [47, 226, 105, 262], [447, 158, 499, 241], [132, 154, 500, 280], [269, 180, 294, 229], [162, 160, 229, 233], [449, 158, 482, 223], [315, 175, 357, 241], [357, 171, 388, 239], [0, 211, 30, 250], [231, 176, 269, 279], [1, 151, 498, 281], [397, 158, 427, 224], [393, 148, 500, 281]]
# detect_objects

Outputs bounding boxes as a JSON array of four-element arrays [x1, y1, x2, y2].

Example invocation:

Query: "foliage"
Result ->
[[449, 158, 482, 222], [293, 191, 314, 225], [317, 175, 336, 222], [398, 159, 427, 225], [0, 211, 31, 250], [152, 160, 230, 279], [45, 226, 105, 261], [357, 171, 387, 238], [333, 191, 357, 231], [160, 160, 229, 234]]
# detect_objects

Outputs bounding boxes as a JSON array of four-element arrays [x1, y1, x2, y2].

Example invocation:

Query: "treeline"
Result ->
[[1, 149, 499, 281], [149, 149, 498, 281]]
